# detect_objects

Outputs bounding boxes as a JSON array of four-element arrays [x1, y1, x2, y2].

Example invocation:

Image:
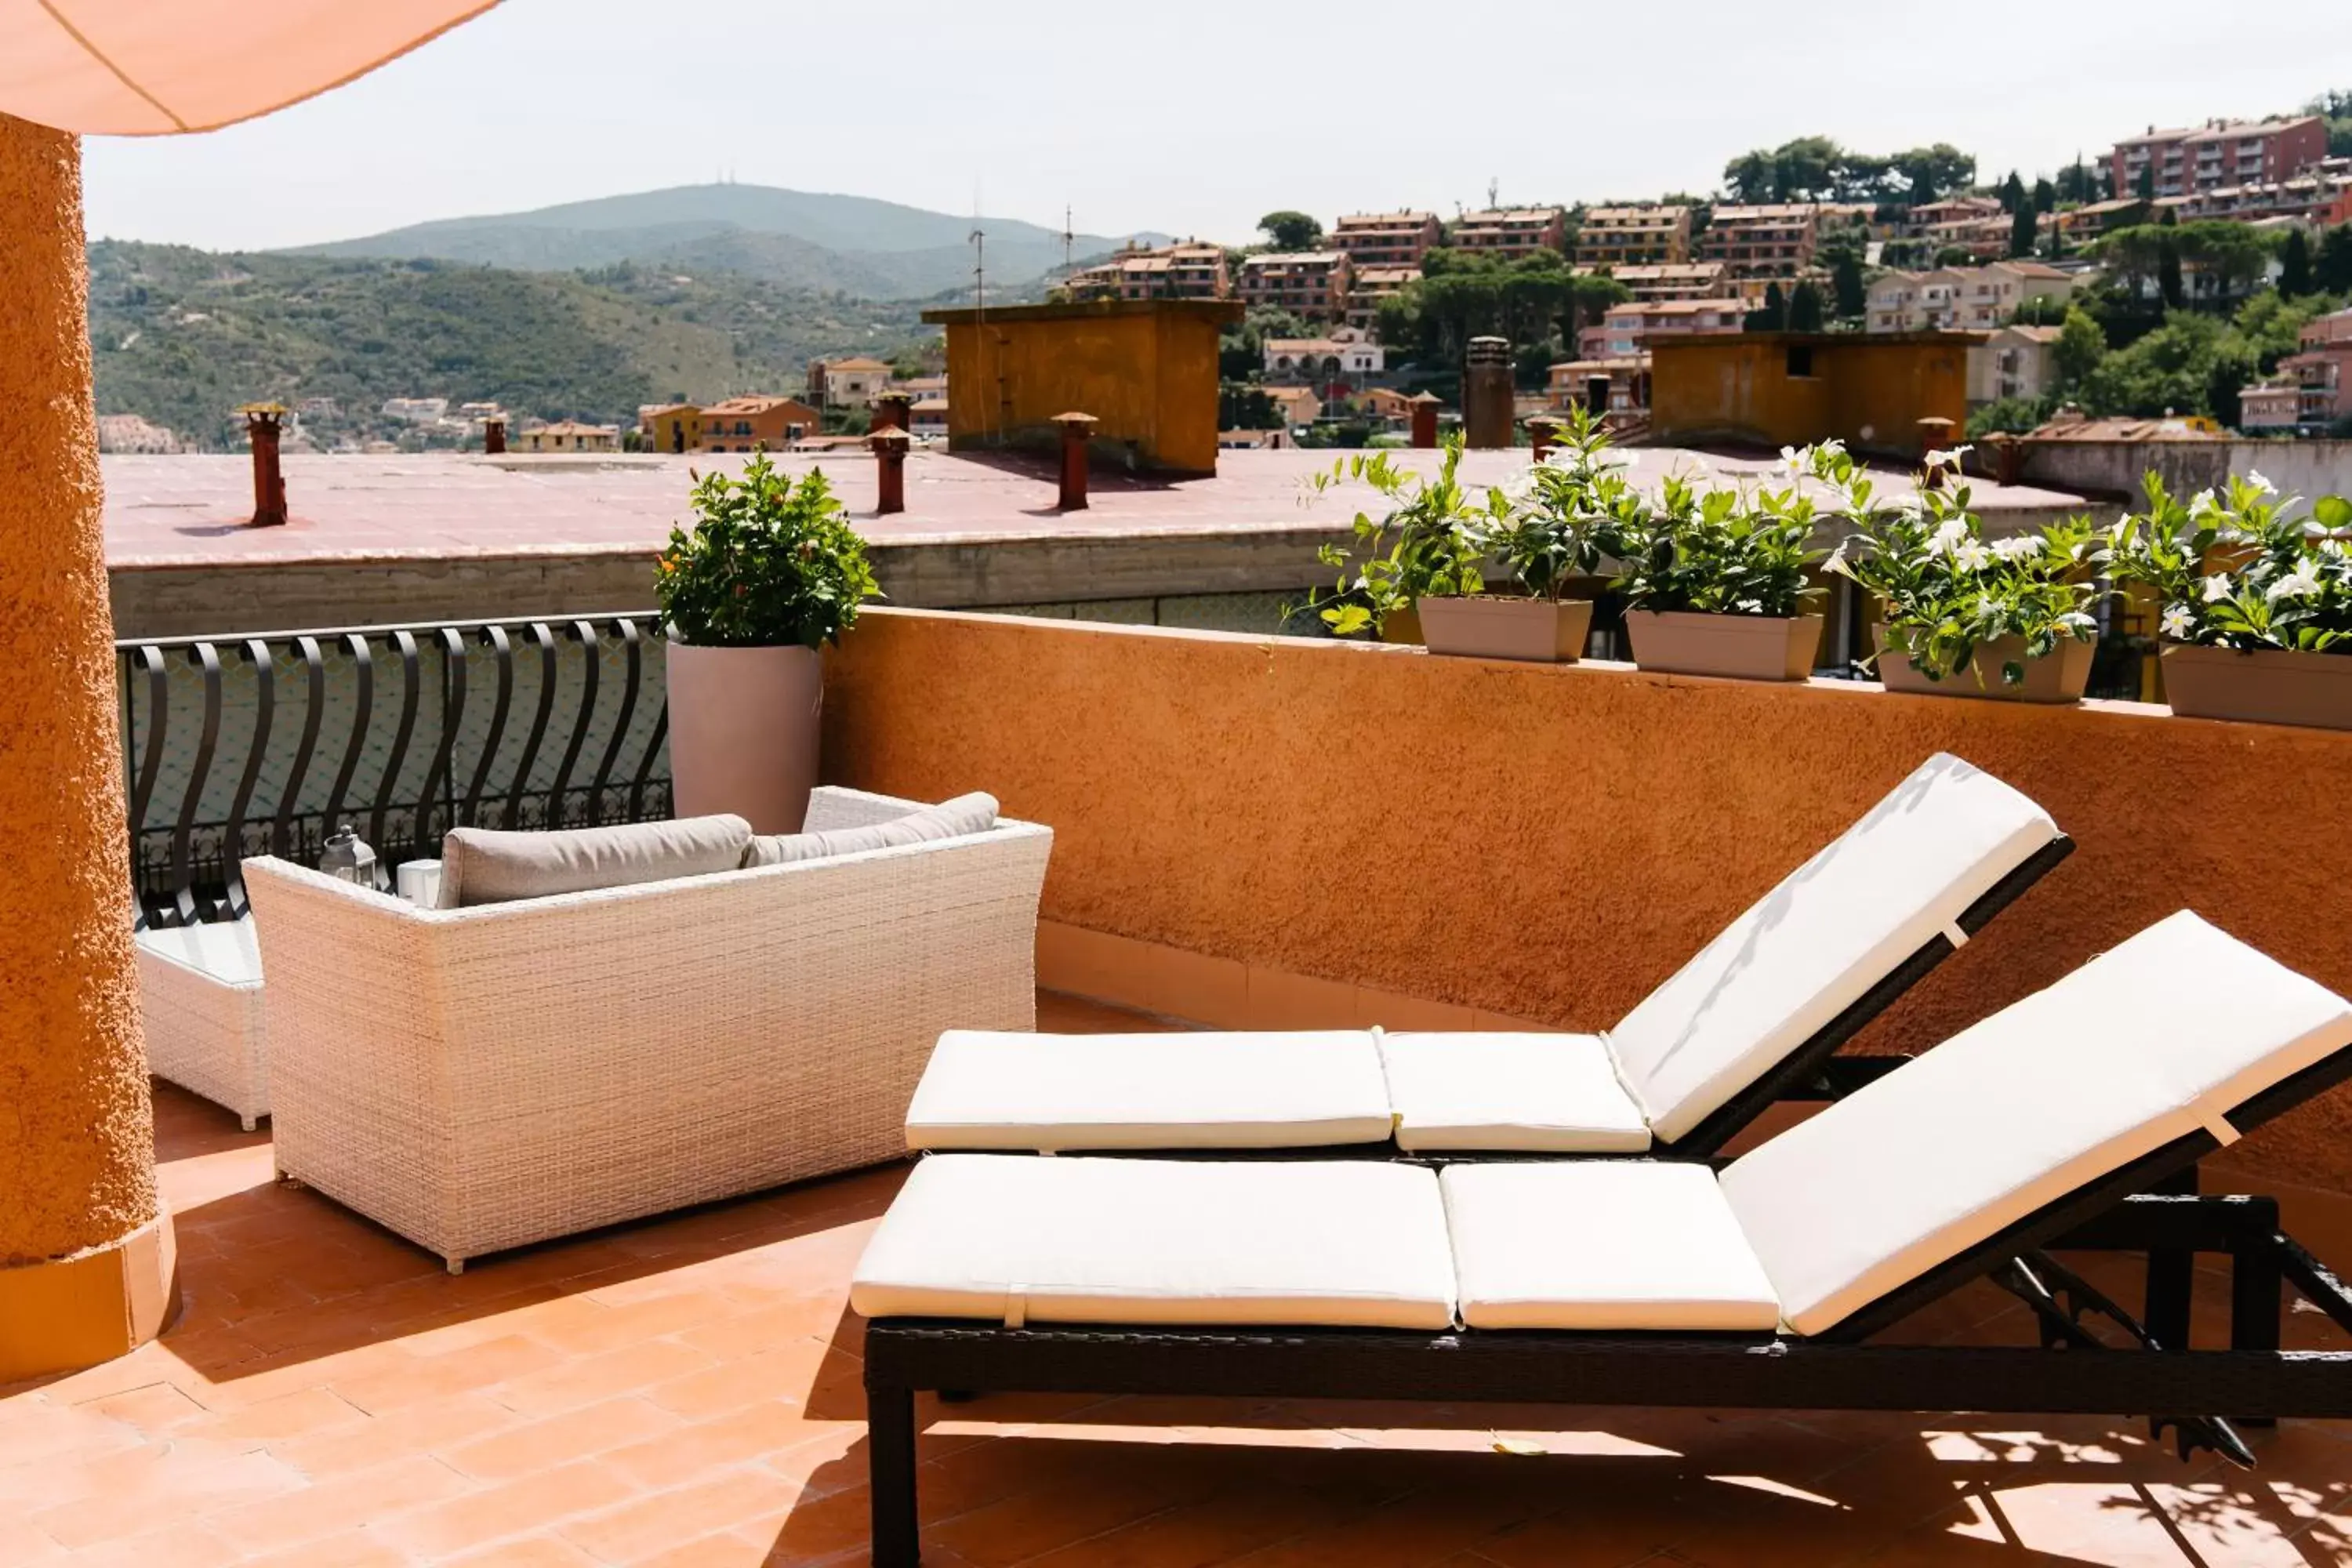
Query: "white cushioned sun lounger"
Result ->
[[903, 753, 2065, 1156], [856, 912, 2352, 1339]]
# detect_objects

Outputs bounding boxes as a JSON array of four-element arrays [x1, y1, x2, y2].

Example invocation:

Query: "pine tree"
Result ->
[[2318, 225, 2352, 293], [2281, 228, 2314, 296], [1746, 281, 1788, 332], [2158, 234, 2185, 309], [2136, 165, 2156, 201], [1831, 249, 1865, 318], [2000, 171, 2027, 212], [1788, 281, 1825, 332], [2009, 201, 2038, 258]]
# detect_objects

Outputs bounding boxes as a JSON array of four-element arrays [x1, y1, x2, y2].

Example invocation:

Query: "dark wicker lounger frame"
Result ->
[[862, 1046, 2352, 1567]]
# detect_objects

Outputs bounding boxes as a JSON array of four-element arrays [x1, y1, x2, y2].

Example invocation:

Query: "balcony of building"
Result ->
[[11, 590, 2352, 1564]]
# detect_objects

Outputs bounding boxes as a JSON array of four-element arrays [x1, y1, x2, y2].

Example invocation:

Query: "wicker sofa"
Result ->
[[136, 918, 269, 1130], [241, 786, 1051, 1272]]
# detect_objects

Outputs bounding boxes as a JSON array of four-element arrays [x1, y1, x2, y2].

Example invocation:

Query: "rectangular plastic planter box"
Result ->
[[1875, 631, 2094, 705], [1624, 611, 1824, 682], [2161, 641, 2352, 731], [1417, 597, 1594, 662]]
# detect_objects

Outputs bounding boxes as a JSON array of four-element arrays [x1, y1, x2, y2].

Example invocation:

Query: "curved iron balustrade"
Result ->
[[118, 615, 671, 927]]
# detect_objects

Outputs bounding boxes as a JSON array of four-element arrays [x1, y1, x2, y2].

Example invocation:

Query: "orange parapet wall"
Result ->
[[1649, 331, 1978, 457], [825, 607, 2352, 1203], [921, 299, 1243, 477]]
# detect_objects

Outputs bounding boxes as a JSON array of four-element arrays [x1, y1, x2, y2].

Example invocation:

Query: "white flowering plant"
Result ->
[[2108, 473, 2352, 655], [1605, 455, 1828, 619], [1805, 444, 2105, 687], [1489, 405, 1630, 601]]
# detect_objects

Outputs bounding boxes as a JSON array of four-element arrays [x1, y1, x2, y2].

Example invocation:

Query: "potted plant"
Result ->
[[2109, 472, 2352, 729], [655, 454, 880, 831], [1404, 407, 1624, 662], [1608, 456, 1828, 681], [1294, 438, 1493, 644], [1813, 445, 2105, 703]]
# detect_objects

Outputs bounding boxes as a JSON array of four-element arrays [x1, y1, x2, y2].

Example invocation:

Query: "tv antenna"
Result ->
[[1486, 176, 1500, 209], [1062, 205, 1075, 276]]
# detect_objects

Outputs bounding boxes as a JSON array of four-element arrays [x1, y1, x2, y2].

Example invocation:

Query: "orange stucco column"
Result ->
[[0, 113, 174, 1381]]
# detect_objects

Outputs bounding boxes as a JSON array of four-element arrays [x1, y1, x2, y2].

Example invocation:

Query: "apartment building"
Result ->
[[1696, 204, 1817, 278], [1344, 265, 1420, 331], [1965, 325, 2063, 405], [1237, 251, 1352, 318], [1905, 195, 2004, 235], [517, 420, 619, 453], [1548, 357, 1649, 414], [2238, 383, 2303, 431], [2172, 159, 2352, 224], [806, 357, 891, 408], [2278, 306, 2352, 428], [698, 395, 822, 452], [1066, 241, 1232, 303], [1865, 261, 2073, 332], [1329, 211, 1442, 269], [1576, 261, 1730, 303], [1573, 205, 1692, 267], [1451, 206, 1568, 260], [2109, 115, 2329, 198], [1580, 298, 1745, 360], [2056, 197, 2154, 240], [1262, 336, 1384, 382]]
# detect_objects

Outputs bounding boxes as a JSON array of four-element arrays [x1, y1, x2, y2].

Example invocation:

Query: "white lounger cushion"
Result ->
[[903, 1031, 1392, 1151], [851, 1156, 1457, 1330], [1722, 910, 2352, 1337], [1442, 1163, 1780, 1330], [1610, 753, 2061, 1145], [1382, 1033, 1650, 1152], [136, 918, 264, 987]]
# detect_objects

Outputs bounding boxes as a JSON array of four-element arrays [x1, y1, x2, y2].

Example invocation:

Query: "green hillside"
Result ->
[[287, 183, 1151, 299], [87, 241, 934, 451]]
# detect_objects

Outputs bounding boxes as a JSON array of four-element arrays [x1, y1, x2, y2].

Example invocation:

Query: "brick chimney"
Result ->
[[240, 403, 288, 528], [869, 426, 911, 514], [1462, 337, 1515, 450], [1526, 416, 1563, 463], [1408, 391, 1441, 449], [871, 391, 912, 434], [1053, 412, 1098, 510], [482, 416, 506, 456]]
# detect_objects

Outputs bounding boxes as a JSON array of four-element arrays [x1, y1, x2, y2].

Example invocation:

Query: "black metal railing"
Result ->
[[119, 614, 670, 927]]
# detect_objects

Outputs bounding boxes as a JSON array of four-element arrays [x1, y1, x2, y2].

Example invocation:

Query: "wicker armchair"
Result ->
[[242, 787, 1050, 1272]]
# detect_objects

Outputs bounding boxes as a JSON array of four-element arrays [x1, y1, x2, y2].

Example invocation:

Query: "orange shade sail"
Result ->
[[0, 1, 499, 134]]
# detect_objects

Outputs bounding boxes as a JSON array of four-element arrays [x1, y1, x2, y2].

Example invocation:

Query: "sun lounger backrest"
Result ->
[[1719, 910, 2352, 1336], [1609, 753, 2062, 1145]]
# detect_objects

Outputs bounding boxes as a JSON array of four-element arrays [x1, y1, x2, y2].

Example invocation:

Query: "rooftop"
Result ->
[[100, 448, 2092, 573]]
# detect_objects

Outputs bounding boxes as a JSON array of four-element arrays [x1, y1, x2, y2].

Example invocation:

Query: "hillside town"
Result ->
[[114, 102, 2352, 462]]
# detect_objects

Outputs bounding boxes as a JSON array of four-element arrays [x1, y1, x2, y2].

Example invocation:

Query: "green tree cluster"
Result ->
[[1257, 212, 1324, 252], [1375, 249, 1627, 378], [1719, 137, 1975, 206]]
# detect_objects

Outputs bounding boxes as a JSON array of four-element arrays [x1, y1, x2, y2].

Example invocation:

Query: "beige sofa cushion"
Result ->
[[437, 815, 752, 908], [1721, 910, 2352, 1337], [905, 1029, 1392, 1151], [1441, 1162, 1780, 1331], [851, 1155, 1457, 1330], [742, 792, 997, 868], [1610, 753, 2062, 1145], [1381, 1033, 1650, 1152]]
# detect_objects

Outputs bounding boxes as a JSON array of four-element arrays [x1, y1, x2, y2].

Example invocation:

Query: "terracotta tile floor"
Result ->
[[6, 991, 2352, 1566]]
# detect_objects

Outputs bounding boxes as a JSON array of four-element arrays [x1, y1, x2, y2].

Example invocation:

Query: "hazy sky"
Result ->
[[78, 0, 2352, 252]]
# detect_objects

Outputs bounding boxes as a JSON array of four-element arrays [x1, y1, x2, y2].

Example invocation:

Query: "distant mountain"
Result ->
[[287, 183, 1167, 300], [86, 242, 935, 451]]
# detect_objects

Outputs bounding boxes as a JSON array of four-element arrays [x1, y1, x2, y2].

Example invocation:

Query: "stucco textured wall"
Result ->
[[826, 608, 2352, 1196], [0, 116, 158, 1265], [1652, 336, 1971, 456]]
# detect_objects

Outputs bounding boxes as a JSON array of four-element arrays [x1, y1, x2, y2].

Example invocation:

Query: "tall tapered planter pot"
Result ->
[[666, 641, 823, 833], [2161, 642, 2352, 731]]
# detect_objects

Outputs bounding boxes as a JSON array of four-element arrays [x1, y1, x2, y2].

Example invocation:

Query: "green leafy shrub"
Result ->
[[1809, 444, 2104, 687], [1606, 459, 1827, 619], [1490, 407, 1625, 601], [1296, 438, 1500, 637], [2110, 472, 2352, 654], [655, 454, 880, 648]]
